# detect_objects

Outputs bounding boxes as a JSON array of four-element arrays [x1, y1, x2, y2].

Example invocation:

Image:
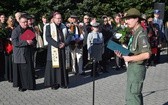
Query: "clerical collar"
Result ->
[[55, 23, 61, 29]]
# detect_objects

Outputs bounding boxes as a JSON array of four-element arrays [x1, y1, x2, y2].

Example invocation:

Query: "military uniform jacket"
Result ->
[[128, 26, 151, 64]]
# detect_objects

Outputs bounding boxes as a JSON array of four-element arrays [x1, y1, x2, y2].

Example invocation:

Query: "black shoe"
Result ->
[[115, 67, 120, 71], [61, 86, 68, 89], [79, 72, 85, 75], [18, 88, 27, 92], [102, 70, 109, 73], [0, 77, 5, 81], [8, 80, 13, 83], [51, 85, 60, 90]]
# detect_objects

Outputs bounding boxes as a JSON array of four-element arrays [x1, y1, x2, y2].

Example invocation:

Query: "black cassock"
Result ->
[[44, 24, 69, 88]]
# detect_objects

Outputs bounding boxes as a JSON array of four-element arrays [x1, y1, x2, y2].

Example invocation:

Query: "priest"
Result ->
[[44, 12, 71, 89]]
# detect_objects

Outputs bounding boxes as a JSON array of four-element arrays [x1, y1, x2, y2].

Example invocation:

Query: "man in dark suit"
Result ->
[[99, 15, 113, 72], [11, 15, 36, 92], [82, 15, 92, 72]]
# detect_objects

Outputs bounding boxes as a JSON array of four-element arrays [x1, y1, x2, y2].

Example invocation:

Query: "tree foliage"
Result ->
[[0, 0, 168, 22]]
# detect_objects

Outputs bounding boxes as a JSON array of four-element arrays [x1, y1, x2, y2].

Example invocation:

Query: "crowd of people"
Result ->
[[0, 8, 168, 105]]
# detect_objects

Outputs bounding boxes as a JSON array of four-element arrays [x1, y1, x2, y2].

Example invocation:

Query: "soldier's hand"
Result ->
[[122, 56, 131, 62], [114, 50, 122, 58]]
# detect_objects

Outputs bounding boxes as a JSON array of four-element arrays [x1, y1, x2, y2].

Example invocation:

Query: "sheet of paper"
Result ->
[[114, 33, 122, 39]]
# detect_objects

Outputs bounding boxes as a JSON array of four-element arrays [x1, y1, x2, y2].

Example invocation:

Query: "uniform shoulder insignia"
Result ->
[[142, 38, 147, 48]]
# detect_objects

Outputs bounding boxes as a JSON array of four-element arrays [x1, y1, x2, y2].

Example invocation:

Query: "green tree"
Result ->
[[0, 0, 168, 22]]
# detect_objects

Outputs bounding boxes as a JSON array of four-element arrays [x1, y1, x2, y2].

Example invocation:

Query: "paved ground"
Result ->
[[0, 52, 168, 105]]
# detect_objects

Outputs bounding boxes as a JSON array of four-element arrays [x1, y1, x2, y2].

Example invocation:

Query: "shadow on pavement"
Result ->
[[34, 53, 168, 90], [143, 89, 168, 97], [159, 54, 168, 64], [34, 59, 127, 89], [163, 102, 168, 105], [68, 62, 126, 88]]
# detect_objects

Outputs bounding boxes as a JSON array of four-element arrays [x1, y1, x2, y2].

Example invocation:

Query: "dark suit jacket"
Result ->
[[11, 25, 36, 63]]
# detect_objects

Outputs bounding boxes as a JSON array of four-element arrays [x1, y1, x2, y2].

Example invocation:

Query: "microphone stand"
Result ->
[[90, 43, 102, 105], [92, 58, 96, 105], [83, 58, 95, 105]]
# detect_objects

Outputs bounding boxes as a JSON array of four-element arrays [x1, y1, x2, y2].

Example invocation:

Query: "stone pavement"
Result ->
[[0, 53, 168, 105]]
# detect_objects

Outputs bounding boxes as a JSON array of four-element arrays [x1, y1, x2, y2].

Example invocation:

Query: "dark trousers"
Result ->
[[0, 52, 5, 81], [13, 63, 19, 87], [4, 54, 13, 82], [156, 48, 161, 64], [100, 47, 113, 71], [35, 48, 47, 68], [83, 45, 88, 69], [17, 63, 36, 89]]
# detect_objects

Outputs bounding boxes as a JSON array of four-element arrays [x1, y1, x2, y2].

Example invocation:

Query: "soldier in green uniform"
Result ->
[[115, 8, 151, 105]]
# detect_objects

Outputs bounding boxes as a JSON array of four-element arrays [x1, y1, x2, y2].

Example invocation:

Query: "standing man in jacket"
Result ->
[[11, 15, 36, 92], [115, 8, 151, 105]]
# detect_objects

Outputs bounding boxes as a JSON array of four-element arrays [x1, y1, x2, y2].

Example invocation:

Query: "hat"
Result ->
[[26, 15, 32, 19], [91, 22, 100, 27], [122, 8, 143, 19], [22, 13, 32, 19], [154, 9, 160, 14], [30, 15, 35, 19], [20, 13, 31, 20], [70, 15, 78, 18]]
